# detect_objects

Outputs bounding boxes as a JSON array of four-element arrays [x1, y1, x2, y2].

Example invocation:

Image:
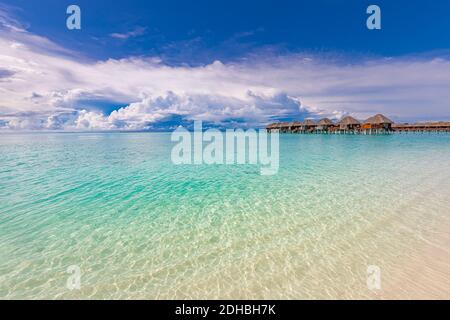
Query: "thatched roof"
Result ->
[[317, 118, 333, 125], [291, 121, 302, 127], [266, 123, 278, 129], [278, 122, 291, 128], [364, 114, 393, 125], [303, 119, 317, 126], [338, 116, 360, 125]]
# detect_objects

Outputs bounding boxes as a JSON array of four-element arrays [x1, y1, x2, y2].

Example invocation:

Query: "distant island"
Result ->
[[266, 114, 450, 134]]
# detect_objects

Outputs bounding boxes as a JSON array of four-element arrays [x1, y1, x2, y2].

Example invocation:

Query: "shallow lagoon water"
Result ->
[[1, 133, 449, 299]]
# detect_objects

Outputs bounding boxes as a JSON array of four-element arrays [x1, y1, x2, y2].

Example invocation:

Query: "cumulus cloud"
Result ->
[[65, 91, 309, 131], [1, 8, 450, 131]]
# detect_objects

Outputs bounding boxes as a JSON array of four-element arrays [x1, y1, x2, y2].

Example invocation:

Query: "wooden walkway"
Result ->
[[392, 123, 450, 133]]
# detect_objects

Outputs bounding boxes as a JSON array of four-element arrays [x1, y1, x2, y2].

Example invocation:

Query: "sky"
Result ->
[[1, 0, 450, 131]]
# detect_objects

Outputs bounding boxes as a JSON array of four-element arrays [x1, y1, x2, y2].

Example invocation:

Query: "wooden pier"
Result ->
[[392, 122, 450, 133], [266, 114, 450, 134]]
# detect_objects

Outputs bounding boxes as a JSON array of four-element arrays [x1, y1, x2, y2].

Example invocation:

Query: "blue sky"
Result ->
[[1, 0, 450, 130], [7, 0, 450, 62]]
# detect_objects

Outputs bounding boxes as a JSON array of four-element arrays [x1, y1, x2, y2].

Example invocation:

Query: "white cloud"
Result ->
[[64, 91, 307, 131], [110, 26, 147, 40], [1, 8, 450, 130]]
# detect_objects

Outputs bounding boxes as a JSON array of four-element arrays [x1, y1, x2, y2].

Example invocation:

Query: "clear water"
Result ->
[[1, 133, 449, 299]]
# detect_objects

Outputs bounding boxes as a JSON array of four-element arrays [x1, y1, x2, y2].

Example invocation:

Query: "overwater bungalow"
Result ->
[[303, 119, 317, 132], [266, 114, 450, 134], [316, 118, 334, 132], [361, 114, 394, 134], [290, 121, 303, 133], [266, 123, 280, 132], [277, 122, 291, 133], [302, 119, 317, 133], [337, 116, 360, 133]]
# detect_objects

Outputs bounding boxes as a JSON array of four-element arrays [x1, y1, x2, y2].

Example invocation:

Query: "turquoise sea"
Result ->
[[1, 133, 449, 299]]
